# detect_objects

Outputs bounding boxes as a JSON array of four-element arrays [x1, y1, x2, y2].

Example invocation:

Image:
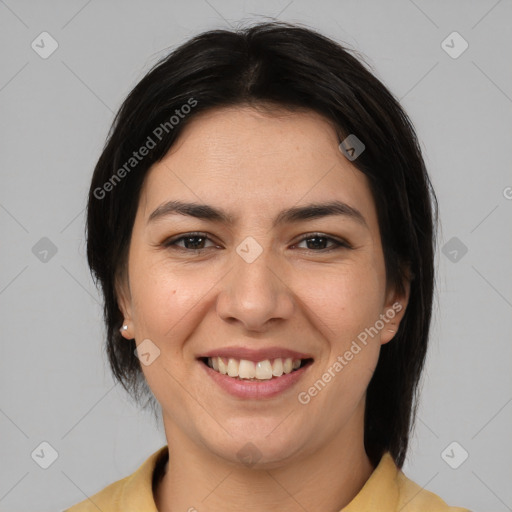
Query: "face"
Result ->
[[118, 106, 408, 468]]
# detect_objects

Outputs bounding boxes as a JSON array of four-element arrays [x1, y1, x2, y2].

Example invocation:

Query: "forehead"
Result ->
[[139, 106, 377, 229], [160, 105, 342, 168]]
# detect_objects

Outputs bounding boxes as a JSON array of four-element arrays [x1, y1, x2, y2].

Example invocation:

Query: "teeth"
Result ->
[[227, 358, 239, 377], [283, 358, 293, 374], [218, 358, 227, 375], [272, 358, 283, 377], [206, 357, 304, 380], [255, 360, 273, 380], [239, 359, 256, 379]]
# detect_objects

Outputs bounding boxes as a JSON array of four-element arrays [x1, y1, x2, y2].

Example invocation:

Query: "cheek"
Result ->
[[128, 255, 218, 339], [298, 261, 385, 338], [299, 266, 385, 414]]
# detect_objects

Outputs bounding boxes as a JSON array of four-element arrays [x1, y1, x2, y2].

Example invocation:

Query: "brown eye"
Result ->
[[294, 233, 351, 252], [163, 232, 217, 251]]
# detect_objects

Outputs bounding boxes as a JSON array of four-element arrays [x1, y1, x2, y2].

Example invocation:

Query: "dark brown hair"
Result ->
[[86, 21, 437, 469]]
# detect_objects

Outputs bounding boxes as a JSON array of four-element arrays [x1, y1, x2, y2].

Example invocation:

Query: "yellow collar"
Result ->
[[66, 447, 468, 511]]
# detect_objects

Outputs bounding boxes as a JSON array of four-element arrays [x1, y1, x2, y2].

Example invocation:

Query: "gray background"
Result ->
[[0, 1, 511, 511]]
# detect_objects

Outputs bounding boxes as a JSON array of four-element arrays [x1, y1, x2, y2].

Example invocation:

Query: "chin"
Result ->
[[205, 423, 310, 470]]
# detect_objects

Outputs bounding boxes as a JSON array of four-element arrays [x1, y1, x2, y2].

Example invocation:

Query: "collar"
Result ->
[[116, 447, 399, 511]]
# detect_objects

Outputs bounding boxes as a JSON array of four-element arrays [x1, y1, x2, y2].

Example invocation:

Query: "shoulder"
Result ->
[[338, 452, 472, 512], [395, 465, 471, 512], [63, 476, 129, 512], [62, 446, 168, 512]]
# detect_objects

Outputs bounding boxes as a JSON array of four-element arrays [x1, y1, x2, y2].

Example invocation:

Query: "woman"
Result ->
[[65, 21, 470, 512]]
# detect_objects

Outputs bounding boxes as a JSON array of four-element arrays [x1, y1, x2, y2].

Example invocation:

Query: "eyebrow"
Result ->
[[147, 199, 367, 228]]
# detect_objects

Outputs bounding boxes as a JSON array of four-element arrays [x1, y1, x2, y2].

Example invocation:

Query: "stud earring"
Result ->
[[120, 324, 128, 332]]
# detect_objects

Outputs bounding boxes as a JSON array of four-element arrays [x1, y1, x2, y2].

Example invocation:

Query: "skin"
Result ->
[[118, 105, 409, 512]]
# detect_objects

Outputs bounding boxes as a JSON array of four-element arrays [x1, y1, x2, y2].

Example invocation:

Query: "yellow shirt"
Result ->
[[64, 446, 470, 511]]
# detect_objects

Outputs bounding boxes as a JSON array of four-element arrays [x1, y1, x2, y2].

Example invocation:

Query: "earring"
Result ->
[[120, 324, 128, 333]]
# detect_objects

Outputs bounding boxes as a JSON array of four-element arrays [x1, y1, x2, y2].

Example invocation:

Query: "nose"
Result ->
[[216, 244, 295, 332]]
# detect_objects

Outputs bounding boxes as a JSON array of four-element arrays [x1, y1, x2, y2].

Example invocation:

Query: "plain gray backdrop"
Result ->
[[1, 1, 511, 511]]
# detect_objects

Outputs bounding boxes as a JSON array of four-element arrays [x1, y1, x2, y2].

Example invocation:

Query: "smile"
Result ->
[[201, 356, 313, 380], [198, 354, 314, 399]]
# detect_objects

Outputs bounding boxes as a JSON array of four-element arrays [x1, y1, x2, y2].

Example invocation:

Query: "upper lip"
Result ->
[[198, 346, 314, 362]]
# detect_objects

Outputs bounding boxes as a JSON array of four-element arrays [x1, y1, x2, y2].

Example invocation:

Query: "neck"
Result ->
[[155, 408, 375, 512]]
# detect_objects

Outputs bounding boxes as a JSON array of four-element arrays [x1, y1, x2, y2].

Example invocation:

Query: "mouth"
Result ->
[[198, 356, 314, 381]]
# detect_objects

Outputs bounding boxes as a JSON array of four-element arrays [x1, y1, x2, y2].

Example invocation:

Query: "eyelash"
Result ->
[[162, 232, 352, 253]]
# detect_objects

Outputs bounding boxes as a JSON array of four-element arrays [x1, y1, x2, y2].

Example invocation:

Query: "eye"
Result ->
[[293, 233, 351, 252], [161, 232, 351, 253], [162, 232, 219, 251]]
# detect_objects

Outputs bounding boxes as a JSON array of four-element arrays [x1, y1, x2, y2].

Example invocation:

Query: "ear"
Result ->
[[115, 269, 134, 340], [380, 274, 411, 346]]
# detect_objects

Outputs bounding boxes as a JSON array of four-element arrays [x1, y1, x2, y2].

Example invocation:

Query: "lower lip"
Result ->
[[199, 360, 312, 399]]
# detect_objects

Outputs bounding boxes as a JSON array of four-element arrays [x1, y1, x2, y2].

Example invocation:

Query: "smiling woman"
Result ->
[[65, 21, 470, 512]]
